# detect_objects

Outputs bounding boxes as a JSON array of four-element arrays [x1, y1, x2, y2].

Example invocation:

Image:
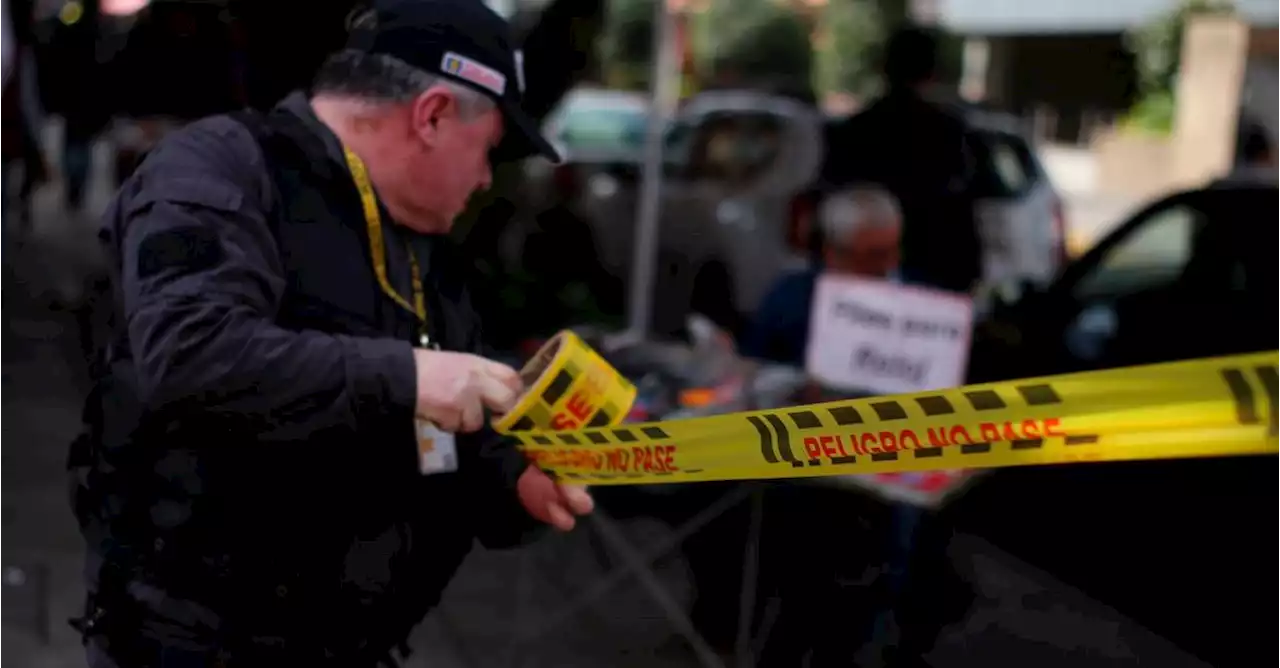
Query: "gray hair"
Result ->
[[818, 185, 901, 247], [313, 49, 495, 119]]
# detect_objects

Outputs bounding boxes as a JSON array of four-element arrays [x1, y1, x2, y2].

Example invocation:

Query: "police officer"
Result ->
[[71, 1, 594, 664]]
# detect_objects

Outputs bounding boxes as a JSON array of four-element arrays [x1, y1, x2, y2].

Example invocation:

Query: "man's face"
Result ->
[[827, 224, 901, 279], [403, 88, 504, 231]]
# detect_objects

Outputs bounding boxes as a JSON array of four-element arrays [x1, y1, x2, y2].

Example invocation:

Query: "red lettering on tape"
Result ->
[[789, 417, 1071, 466], [566, 391, 593, 422]]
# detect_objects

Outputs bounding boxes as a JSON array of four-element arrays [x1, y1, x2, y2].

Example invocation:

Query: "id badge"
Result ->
[[416, 419, 458, 475]]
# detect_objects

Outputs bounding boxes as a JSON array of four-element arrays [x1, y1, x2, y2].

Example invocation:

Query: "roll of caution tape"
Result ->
[[493, 330, 638, 434], [493, 336, 1278, 485]]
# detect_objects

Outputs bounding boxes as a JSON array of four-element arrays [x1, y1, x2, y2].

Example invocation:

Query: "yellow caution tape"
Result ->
[[493, 331, 638, 434], [493, 333, 1277, 485]]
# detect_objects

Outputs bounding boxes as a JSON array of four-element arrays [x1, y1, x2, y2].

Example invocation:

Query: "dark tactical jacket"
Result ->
[[70, 92, 536, 666]]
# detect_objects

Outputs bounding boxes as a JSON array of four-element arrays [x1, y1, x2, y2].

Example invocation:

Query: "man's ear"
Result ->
[[410, 86, 454, 145]]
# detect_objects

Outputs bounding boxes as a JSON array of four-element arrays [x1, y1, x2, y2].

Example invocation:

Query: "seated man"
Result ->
[[740, 185, 902, 365]]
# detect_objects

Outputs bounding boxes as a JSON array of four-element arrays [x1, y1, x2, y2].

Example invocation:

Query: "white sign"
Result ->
[[805, 276, 973, 395]]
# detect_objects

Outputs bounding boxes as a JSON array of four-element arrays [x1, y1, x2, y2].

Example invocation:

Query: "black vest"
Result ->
[[71, 108, 492, 662]]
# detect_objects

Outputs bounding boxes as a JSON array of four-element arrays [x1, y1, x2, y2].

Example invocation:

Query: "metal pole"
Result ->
[[625, 0, 680, 338]]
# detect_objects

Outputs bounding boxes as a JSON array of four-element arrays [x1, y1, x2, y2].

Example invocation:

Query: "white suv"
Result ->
[[964, 110, 1069, 287]]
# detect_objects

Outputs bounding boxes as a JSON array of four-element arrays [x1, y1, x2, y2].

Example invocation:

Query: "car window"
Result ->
[[970, 132, 1037, 197], [1070, 202, 1206, 300], [554, 105, 649, 154]]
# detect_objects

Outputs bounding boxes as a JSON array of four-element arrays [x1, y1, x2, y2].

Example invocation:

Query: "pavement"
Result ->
[[2, 135, 1209, 667], [1037, 143, 1143, 257]]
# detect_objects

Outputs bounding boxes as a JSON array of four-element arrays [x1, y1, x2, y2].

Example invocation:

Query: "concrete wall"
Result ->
[[1087, 16, 1274, 198], [1171, 15, 1251, 187]]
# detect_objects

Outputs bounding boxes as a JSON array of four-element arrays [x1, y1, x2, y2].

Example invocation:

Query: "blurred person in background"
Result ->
[[104, 0, 249, 185], [739, 185, 902, 366], [41, 0, 107, 211], [3, 0, 48, 231], [821, 26, 982, 294], [737, 184, 968, 665], [1219, 117, 1277, 185], [694, 185, 905, 659]]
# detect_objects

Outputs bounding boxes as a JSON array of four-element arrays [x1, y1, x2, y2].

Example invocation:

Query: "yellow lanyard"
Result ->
[[343, 147, 431, 347]]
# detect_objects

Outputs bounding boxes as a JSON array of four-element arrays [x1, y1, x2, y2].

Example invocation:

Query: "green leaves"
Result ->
[[1123, 0, 1235, 135]]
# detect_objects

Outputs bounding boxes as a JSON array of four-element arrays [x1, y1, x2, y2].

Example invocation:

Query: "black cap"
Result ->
[[346, 0, 560, 163]]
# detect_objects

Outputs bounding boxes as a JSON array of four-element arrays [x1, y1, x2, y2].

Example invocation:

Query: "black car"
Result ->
[[959, 180, 1278, 668], [971, 181, 1277, 380]]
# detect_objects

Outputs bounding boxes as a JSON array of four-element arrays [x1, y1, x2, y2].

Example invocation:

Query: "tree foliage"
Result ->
[[701, 0, 815, 101], [813, 0, 885, 98], [1122, 0, 1234, 133], [600, 0, 655, 90], [1127, 0, 1234, 95]]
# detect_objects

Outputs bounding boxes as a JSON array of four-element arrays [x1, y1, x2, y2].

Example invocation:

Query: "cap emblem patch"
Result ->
[[441, 51, 506, 96]]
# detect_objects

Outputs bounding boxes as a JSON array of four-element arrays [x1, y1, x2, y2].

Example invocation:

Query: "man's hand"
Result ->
[[413, 349, 522, 433], [517, 467, 594, 532]]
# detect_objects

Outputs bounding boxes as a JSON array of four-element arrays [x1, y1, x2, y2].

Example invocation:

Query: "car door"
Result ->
[[1052, 191, 1213, 368], [1052, 186, 1276, 369], [972, 191, 1211, 380]]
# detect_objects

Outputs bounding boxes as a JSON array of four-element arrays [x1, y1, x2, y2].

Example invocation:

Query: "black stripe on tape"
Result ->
[[1017, 384, 1061, 406], [531, 435, 554, 445], [510, 416, 535, 432], [829, 406, 863, 425], [964, 389, 1006, 411], [789, 411, 823, 429], [961, 442, 992, 454], [542, 370, 573, 404], [807, 459, 821, 466], [832, 455, 857, 464], [1011, 438, 1043, 450], [748, 415, 778, 464], [1065, 434, 1099, 446], [558, 434, 580, 445], [586, 431, 609, 444], [915, 395, 955, 416], [587, 408, 612, 428], [684, 468, 704, 473], [871, 401, 908, 421], [613, 429, 637, 442], [641, 426, 669, 439], [871, 452, 899, 462], [1254, 365, 1278, 436], [1221, 368, 1259, 426], [764, 414, 803, 467], [914, 448, 943, 458]]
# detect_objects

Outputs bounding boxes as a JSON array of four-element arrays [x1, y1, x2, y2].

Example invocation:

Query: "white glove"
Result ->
[[412, 349, 522, 433]]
